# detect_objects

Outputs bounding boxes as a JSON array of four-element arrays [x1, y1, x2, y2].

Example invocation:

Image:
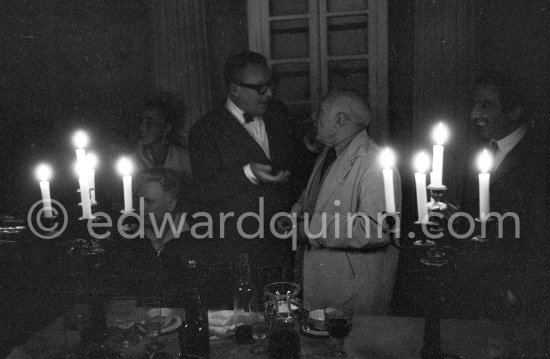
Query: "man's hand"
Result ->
[[250, 163, 290, 183]]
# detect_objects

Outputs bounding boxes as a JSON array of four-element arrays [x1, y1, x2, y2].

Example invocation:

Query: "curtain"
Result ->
[[412, 0, 480, 202], [151, 0, 211, 145]]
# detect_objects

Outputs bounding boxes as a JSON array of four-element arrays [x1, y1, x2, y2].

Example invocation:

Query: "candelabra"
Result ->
[[418, 184, 449, 267]]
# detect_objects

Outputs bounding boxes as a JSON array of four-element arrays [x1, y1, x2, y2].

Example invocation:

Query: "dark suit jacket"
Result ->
[[462, 127, 549, 319], [188, 101, 298, 288]]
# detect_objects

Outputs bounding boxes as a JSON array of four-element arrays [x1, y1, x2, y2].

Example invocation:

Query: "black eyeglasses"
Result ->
[[237, 79, 276, 95]]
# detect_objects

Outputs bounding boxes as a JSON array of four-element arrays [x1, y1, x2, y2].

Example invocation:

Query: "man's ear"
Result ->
[[228, 83, 240, 97], [168, 198, 177, 212], [510, 105, 523, 125]]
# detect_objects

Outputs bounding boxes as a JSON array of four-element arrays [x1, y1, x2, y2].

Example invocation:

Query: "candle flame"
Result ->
[[86, 152, 98, 169], [72, 130, 89, 149], [35, 164, 53, 182], [117, 157, 133, 176], [432, 123, 449, 146], [413, 151, 430, 173], [477, 149, 493, 173], [380, 148, 396, 169]]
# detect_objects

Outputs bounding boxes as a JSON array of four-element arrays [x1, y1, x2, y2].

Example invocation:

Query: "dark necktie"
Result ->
[[320, 147, 337, 179], [243, 112, 254, 124]]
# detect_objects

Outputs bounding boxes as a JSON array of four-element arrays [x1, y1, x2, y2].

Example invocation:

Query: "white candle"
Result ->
[[117, 157, 134, 212], [477, 149, 492, 221], [380, 148, 396, 213], [78, 174, 93, 219], [73, 130, 89, 170], [87, 153, 98, 204], [431, 123, 449, 187], [414, 152, 430, 223], [35, 164, 53, 218]]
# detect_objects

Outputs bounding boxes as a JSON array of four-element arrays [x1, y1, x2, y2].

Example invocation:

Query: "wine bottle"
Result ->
[[179, 260, 210, 358], [233, 253, 257, 344]]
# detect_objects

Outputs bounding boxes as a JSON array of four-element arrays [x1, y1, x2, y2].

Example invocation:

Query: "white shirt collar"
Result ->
[[226, 97, 249, 125], [496, 124, 527, 157]]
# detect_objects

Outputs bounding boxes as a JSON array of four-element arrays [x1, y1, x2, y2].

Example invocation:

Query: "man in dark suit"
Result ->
[[189, 51, 296, 296], [463, 71, 549, 321]]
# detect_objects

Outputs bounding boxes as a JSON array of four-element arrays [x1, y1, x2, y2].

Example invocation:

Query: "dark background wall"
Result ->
[[0, 0, 547, 214], [0, 0, 153, 209]]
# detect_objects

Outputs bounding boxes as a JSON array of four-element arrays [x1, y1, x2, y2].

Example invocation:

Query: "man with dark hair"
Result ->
[[463, 70, 549, 321], [189, 51, 296, 292]]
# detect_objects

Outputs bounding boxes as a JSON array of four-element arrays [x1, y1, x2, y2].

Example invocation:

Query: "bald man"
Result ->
[[293, 90, 402, 315]]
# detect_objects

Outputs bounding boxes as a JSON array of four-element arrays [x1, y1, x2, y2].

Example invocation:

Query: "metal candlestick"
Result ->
[[420, 185, 449, 267]]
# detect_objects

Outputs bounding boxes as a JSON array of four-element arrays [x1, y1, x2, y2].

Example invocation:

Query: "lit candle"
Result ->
[[380, 148, 396, 213], [477, 149, 492, 221], [87, 153, 98, 204], [35, 164, 53, 218], [72, 130, 89, 172], [431, 123, 449, 187], [75, 162, 93, 219], [117, 157, 134, 212], [413, 152, 430, 223]]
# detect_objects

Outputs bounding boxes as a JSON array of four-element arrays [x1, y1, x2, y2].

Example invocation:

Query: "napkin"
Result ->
[[208, 310, 255, 340]]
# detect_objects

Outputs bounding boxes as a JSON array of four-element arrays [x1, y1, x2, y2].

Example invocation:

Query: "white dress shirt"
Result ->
[[493, 125, 527, 170], [226, 98, 270, 184]]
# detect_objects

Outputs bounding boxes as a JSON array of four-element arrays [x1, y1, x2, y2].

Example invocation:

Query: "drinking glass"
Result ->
[[108, 296, 140, 349], [324, 307, 353, 357], [249, 297, 269, 354], [143, 297, 166, 354]]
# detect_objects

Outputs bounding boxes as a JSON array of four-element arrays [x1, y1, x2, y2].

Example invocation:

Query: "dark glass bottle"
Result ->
[[233, 254, 257, 316], [179, 260, 210, 358]]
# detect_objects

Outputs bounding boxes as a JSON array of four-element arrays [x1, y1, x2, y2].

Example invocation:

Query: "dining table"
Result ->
[[7, 302, 548, 359]]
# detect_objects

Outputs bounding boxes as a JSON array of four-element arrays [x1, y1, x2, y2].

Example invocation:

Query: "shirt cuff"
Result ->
[[243, 164, 259, 185]]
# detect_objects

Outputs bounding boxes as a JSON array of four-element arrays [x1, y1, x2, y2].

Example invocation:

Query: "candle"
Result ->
[[87, 153, 98, 204], [413, 152, 430, 223], [477, 149, 492, 221], [431, 123, 449, 187], [117, 157, 134, 212], [380, 148, 396, 213], [75, 162, 93, 219], [35, 164, 53, 218], [72, 130, 89, 169]]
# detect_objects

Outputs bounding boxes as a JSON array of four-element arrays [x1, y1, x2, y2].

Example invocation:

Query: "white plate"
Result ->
[[302, 324, 329, 337], [139, 315, 182, 334], [160, 315, 182, 333]]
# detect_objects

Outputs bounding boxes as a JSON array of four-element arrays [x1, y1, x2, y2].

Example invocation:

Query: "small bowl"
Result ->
[[307, 309, 326, 331]]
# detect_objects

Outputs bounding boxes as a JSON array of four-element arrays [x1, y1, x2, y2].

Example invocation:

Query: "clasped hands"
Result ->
[[250, 162, 290, 183]]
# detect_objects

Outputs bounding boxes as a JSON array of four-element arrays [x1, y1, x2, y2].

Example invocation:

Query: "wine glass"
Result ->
[[325, 307, 353, 357], [249, 297, 269, 354], [142, 297, 166, 354], [108, 296, 140, 349]]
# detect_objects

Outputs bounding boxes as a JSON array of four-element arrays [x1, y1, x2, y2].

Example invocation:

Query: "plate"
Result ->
[[139, 315, 182, 334], [302, 324, 329, 337], [160, 315, 182, 333]]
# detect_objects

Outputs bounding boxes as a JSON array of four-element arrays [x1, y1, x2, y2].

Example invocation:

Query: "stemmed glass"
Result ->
[[142, 297, 166, 354], [108, 296, 140, 350], [249, 298, 269, 354], [325, 307, 353, 357]]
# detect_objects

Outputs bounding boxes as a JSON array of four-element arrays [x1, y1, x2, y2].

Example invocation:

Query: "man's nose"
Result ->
[[264, 87, 273, 98]]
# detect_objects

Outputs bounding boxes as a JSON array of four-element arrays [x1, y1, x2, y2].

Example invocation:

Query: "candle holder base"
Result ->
[[70, 216, 106, 255], [420, 247, 448, 267], [472, 217, 497, 242], [414, 239, 436, 247]]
